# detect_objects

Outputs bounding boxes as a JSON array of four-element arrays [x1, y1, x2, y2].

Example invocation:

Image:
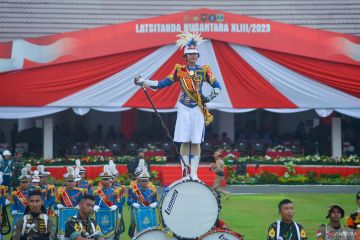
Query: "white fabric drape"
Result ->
[[231, 44, 360, 108], [197, 41, 233, 109], [0, 107, 67, 119], [48, 44, 178, 107], [265, 108, 310, 113], [336, 109, 360, 118], [315, 109, 334, 117]]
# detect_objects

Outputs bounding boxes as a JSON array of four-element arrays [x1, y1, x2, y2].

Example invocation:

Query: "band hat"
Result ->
[[176, 32, 205, 55], [135, 159, 148, 177], [64, 167, 76, 181], [76, 159, 86, 173], [37, 165, 50, 176], [74, 167, 81, 182], [109, 160, 119, 177], [25, 164, 33, 175], [18, 168, 30, 181], [2, 150, 11, 156], [326, 204, 345, 218], [32, 170, 41, 183], [100, 165, 111, 179]]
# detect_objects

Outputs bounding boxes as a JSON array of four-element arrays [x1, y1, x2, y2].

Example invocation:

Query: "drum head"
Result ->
[[134, 228, 177, 240], [160, 180, 219, 239], [200, 229, 242, 240]]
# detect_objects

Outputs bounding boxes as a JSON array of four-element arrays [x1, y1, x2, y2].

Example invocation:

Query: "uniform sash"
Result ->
[[179, 68, 213, 126], [16, 191, 28, 207], [132, 184, 150, 206], [97, 189, 113, 208], [62, 191, 73, 207]]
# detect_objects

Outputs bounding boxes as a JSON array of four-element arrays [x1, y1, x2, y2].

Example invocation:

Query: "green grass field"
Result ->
[[6, 193, 356, 240]]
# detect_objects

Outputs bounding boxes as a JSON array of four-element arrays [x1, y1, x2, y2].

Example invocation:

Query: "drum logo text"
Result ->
[[219, 234, 230, 240], [165, 190, 178, 215]]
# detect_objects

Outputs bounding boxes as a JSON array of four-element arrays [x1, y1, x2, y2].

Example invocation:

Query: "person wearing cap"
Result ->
[[10, 168, 31, 216], [267, 199, 308, 240], [347, 191, 360, 231], [134, 32, 221, 180], [127, 165, 157, 237], [0, 150, 14, 188], [55, 167, 84, 210], [93, 166, 123, 212], [316, 204, 355, 240], [29, 170, 41, 191], [37, 165, 56, 216], [75, 160, 92, 193]]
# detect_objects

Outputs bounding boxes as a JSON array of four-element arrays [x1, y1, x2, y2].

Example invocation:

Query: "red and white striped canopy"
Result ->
[[0, 9, 359, 119]]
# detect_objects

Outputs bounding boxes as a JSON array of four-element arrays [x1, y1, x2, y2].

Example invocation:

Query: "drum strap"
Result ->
[[97, 189, 113, 208], [62, 191, 73, 207], [16, 190, 28, 207], [132, 185, 150, 206]]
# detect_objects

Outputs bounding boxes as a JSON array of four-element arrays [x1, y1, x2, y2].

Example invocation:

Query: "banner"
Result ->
[[0, 8, 359, 73]]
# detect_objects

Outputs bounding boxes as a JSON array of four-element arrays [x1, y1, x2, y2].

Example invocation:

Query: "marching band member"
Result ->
[[93, 166, 123, 212], [134, 32, 221, 180], [76, 160, 92, 193], [11, 168, 30, 216], [129, 168, 157, 210], [55, 167, 84, 210], [38, 165, 55, 216]]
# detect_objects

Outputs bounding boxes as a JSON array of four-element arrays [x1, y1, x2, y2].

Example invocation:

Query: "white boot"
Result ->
[[180, 155, 190, 179], [190, 155, 200, 180]]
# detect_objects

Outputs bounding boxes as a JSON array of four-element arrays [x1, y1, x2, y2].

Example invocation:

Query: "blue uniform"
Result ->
[[152, 64, 221, 108], [128, 182, 157, 207], [0, 185, 8, 207], [77, 179, 91, 193], [11, 189, 30, 213], [55, 187, 83, 208], [40, 184, 55, 209], [93, 186, 124, 211]]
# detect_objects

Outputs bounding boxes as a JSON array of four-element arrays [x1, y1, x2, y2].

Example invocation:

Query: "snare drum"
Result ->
[[133, 227, 178, 240], [160, 179, 219, 239], [199, 228, 243, 240]]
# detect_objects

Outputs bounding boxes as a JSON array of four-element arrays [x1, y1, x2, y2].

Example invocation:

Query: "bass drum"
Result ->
[[160, 179, 219, 239], [199, 228, 244, 240], [133, 227, 178, 240]]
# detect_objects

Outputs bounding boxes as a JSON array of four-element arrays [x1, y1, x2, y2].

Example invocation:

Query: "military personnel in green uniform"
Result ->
[[65, 195, 104, 240], [13, 190, 55, 240], [316, 204, 355, 240], [267, 199, 308, 240]]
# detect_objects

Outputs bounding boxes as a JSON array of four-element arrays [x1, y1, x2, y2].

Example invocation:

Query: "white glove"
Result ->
[[132, 203, 140, 209], [55, 210, 59, 216], [150, 202, 157, 208], [134, 76, 158, 87], [11, 210, 17, 215], [207, 87, 220, 101], [56, 204, 64, 209], [110, 205, 117, 211], [75, 205, 80, 210], [94, 205, 100, 212], [5, 199, 9, 206]]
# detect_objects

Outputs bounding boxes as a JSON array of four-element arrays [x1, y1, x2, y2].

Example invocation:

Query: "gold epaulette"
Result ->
[[149, 182, 157, 192], [129, 180, 137, 189]]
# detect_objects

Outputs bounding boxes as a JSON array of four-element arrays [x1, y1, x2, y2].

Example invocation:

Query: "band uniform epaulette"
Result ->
[[76, 187, 87, 195], [148, 182, 157, 192], [129, 180, 137, 189]]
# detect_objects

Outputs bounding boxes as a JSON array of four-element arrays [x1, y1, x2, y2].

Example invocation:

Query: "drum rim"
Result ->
[[198, 228, 243, 240], [132, 226, 167, 240], [159, 179, 220, 239]]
